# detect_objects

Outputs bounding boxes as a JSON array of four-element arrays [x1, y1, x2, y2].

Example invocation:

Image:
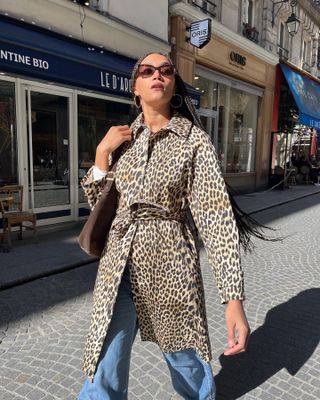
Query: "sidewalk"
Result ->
[[1, 184, 319, 290], [234, 182, 320, 214]]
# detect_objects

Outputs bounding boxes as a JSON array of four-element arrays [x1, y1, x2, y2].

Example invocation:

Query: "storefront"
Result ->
[[270, 62, 320, 186], [0, 15, 199, 226], [170, 15, 277, 192], [0, 15, 138, 226]]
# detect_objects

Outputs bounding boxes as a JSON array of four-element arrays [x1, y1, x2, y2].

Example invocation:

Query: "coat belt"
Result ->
[[112, 203, 185, 235]]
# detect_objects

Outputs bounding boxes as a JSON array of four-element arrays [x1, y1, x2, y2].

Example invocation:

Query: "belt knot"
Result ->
[[113, 203, 185, 231]]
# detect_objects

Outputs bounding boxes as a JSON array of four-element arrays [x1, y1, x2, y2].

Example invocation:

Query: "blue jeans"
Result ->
[[78, 266, 215, 400]]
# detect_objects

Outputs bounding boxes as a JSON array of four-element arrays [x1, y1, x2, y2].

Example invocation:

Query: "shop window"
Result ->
[[218, 84, 258, 173], [193, 75, 217, 110], [278, 22, 289, 60], [0, 80, 18, 185], [78, 95, 134, 203], [248, 0, 254, 27], [302, 39, 312, 72], [189, 0, 219, 19], [27, 92, 72, 208], [242, 0, 259, 43]]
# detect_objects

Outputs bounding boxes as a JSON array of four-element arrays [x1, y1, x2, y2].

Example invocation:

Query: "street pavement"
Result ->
[[0, 188, 320, 399]]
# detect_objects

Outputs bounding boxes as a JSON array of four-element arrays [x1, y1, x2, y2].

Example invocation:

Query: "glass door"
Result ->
[[25, 87, 73, 221], [198, 107, 218, 148]]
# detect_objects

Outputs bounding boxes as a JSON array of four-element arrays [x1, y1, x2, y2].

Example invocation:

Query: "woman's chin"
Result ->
[[142, 97, 171, 110]]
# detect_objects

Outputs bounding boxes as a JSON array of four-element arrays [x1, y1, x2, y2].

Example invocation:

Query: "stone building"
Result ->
[[262, 0, 320, 185], [169, 0, 320, 190]]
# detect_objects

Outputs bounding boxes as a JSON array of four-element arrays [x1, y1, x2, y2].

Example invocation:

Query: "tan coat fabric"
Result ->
[[81, 112, 244, 380]]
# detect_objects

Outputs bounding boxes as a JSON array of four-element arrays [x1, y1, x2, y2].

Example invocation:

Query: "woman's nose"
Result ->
[[152, 69, 163, 80]]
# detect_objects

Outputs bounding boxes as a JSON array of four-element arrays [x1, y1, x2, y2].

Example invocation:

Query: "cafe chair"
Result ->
[[286, 166, 297, 186], [0, 185, 37, 248], [300, 165, 311, 184]]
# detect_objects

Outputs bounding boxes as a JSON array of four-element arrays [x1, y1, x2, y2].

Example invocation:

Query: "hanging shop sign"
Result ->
[[187, 19, 211, 49]]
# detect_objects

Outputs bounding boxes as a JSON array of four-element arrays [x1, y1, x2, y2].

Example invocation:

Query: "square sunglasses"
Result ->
[[137, 64, 176, 78]]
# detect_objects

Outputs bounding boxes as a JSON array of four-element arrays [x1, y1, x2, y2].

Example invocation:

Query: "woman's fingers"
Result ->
[[116, 125, 132, 138], [224, 300, 250, 356], [94, 125, 132, 171], [224, 343, 245, 356], [109, 125, 132, 142], [97, 125, 133, 154], [224, 324, 249, 355]]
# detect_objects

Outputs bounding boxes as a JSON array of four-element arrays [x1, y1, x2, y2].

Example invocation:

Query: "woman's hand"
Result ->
[[224, 299, 250, 356], [95, 125, 132, 172]]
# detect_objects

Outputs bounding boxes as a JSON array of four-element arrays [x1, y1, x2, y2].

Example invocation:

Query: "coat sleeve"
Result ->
[[80, 166, 115, 210], [187, 131, 245, 304]]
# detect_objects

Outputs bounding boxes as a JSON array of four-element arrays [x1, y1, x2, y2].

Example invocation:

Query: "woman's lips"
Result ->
[[151, 84, 165, 91]]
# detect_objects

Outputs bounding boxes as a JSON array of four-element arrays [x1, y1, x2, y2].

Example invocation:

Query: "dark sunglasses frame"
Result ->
[[137, 63, 176, 78]]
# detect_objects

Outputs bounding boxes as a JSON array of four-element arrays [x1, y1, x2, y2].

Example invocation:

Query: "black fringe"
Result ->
[[225, 183, 280, 253]]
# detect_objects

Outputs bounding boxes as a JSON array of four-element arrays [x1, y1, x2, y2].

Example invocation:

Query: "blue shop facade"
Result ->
[[0, 16, 199, 225]]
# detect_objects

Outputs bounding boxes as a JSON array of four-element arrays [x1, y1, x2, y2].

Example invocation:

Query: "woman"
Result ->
[[78, 53, 250, 400]]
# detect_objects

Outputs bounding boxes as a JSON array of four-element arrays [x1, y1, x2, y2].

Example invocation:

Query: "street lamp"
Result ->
[[286, 4, 300, 36], [272, 0, 300, 37]]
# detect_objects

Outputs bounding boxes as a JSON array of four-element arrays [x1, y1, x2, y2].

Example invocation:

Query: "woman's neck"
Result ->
[[142, 107, 172, 134]]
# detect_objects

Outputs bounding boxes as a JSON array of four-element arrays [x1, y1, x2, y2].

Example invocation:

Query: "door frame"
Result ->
[[198, 107, 219, 149], [18, 81, 76, 224]]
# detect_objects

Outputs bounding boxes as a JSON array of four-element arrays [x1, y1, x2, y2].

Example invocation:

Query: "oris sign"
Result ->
[[187, 19, 211, 49], [229, 51, 247, 69]]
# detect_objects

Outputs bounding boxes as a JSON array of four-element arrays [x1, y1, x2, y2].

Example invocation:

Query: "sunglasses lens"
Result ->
[[137, 64, 175, 78], [138, 66, 155, 77], [160, 65, 175, 76]]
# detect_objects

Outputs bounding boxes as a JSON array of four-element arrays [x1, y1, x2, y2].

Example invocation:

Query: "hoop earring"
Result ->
[[170, 94, 183, 109], [134, 95, 141, 109]]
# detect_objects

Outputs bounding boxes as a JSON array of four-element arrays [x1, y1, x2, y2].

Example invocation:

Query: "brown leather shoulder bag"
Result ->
[[78, 144, 126, 257]]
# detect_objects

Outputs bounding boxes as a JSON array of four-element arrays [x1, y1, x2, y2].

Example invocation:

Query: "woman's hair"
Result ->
[[131, 53, 202, 127], [131, 52, 276, 252]]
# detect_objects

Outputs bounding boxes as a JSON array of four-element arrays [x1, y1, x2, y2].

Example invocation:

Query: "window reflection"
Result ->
[[28, 92, 70, 208], [78, 96, 134, 202], [193, 75, 217, 110], [218, 85, 258, 173], [193, 73, 259, 174]]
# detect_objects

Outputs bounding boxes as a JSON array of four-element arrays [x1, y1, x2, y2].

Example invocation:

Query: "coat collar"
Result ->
[[130, 111, 193, 140]]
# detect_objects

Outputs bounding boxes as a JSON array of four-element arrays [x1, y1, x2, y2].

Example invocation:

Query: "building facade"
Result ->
[[169, 0, 279, 192], [1, 0, 320, 229], [0, 0, 170, 225], [169, 0, 320, 190], [262, 0, 320, 186]]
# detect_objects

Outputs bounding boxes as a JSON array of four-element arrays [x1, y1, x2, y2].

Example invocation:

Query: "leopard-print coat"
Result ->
[[81, 112, 244, 380]]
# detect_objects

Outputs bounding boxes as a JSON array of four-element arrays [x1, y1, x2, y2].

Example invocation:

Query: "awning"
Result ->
[[280, 64, 320, 130], [0, 15, 134, 97], [0, 15, 200, 107]]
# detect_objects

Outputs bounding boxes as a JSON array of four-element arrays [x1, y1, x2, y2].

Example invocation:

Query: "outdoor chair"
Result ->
[[286, 166, 297, 186], [300, 165, 311, 184], [0, 185, 37, 248]]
